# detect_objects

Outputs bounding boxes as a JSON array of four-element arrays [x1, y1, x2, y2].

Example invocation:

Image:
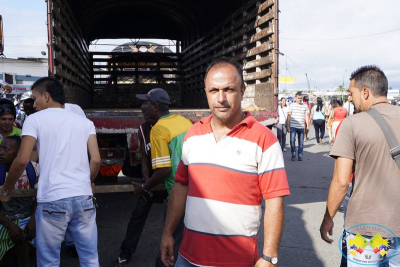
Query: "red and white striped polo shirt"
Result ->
[[174, 112, 290, 267]]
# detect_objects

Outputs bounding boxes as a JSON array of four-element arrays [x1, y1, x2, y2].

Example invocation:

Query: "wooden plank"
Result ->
[[10, 184, 167, 198], [245, 41, 274, 57], [243, 69, 272, 81], [93, 70, 181, 75], [258, 0, 274, 14], [255, 9, 275, 27], [250, 26, 274, 43], [243, 56, 274, 70]]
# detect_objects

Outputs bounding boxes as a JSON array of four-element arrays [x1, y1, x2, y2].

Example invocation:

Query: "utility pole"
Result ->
[[305, 73, 311, 94]]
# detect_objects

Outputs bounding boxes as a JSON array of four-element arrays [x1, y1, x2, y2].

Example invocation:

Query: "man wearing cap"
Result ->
[[0, 99, 21, 144], [115, 88, 192, 267], [16, 91, 36, 127]]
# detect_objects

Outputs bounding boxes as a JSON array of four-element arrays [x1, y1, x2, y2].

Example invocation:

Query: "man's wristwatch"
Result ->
[[262, 254, 278, 265], [1, 187, 11, 196], [141, 183, 149, 193]]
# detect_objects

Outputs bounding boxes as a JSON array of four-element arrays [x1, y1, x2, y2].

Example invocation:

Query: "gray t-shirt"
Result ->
[[330, 104, 400, 237]]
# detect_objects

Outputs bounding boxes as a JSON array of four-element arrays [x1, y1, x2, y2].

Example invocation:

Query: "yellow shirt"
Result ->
[[0, 126, 22, 144]]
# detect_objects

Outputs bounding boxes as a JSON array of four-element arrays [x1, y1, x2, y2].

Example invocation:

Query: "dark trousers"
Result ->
[[313, 119, 325, 143], [120, 196, 154, 256], [276, 123, 287, 150], [154, 211, 185, 267]]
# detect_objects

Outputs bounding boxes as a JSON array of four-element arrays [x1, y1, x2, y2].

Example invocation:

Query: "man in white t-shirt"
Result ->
[[286, 91, 309, 161], [0, 77, 101, 266]]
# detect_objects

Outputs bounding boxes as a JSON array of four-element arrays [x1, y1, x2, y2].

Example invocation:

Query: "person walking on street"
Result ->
[[331, 98, 348, 144], [310, 97, 325, 145], [320, 65, 400, 266], [303, 95, 311, 141], [160, 57, 290, 267], [286, 91, 309, 161], [0, 77, 101, 266], [277, 97, 288, 152]]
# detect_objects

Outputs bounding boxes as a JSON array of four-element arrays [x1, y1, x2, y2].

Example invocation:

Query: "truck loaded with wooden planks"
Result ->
[[45, 0, 280, 186]]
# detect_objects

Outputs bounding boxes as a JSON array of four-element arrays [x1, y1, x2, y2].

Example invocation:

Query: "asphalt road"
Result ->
[[60, 125, 344, 267]]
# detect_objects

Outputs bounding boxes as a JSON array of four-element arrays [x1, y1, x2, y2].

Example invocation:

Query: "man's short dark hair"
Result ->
[[349, 65, 388, 97], [4, 136, 22, 149], [204, 57, 245, 87], [295, 91, 302, 97], [31, 77, 66, 105]]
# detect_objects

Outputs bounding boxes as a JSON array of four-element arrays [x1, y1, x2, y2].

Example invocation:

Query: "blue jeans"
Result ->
[[36, 196, 99, 267], [175, 254, 198, 267], [276, 123, 287, 150], [290, 127, 304, 157]]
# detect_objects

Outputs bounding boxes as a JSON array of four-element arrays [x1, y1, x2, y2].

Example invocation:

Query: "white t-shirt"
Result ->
[[65, 103, 86, 117], [22, 108, 96, 202], [278, 105, 289, 124]]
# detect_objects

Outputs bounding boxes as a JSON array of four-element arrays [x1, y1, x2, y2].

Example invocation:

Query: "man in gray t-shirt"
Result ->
[[320, 65, 400, 266]]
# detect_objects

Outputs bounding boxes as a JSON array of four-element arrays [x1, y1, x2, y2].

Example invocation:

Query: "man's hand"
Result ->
[[254, 258, 274, 267], [131, 181, 146, 198], [0, 187, 11, 202], [24, 216, 36, 240], [6, 222, 24, 243], [320, 214, 334, 244], [160, 234, 175, 266]]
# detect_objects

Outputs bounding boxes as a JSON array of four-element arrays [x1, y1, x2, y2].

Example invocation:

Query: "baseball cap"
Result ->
[[136, 88, 171, 105], [20, 91, 34, 101]]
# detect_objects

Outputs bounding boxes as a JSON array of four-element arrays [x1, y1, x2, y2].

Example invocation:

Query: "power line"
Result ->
[[282, 28, 400, 41]]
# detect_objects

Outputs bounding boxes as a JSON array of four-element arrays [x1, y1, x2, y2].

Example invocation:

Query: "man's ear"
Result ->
[[43, 92, 51, 103], [362, 87, 370, 100], [241, 86, 246, 100]]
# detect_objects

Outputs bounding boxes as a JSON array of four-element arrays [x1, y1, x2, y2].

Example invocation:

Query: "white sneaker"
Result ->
[[283, 148, 287, 152]]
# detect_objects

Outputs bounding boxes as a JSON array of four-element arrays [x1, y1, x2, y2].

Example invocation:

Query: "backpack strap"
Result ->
[[0, 164, 6, 186], [25, 162, 37, 188], [366, 108, 400, 168]]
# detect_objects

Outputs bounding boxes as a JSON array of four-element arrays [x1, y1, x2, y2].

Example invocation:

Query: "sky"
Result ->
[[2, 0, 400, 91]]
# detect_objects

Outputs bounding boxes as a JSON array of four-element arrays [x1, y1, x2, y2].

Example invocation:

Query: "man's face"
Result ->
[[204, 64, 245, 122], [296, 95, 302, 104], [0, 139, 18, 165], [348, 79, 362, 112], [32, 90, 46, 111], [141, 100, 158, 123], [0, 114, 15, 133], [23, 101, 36, 116]]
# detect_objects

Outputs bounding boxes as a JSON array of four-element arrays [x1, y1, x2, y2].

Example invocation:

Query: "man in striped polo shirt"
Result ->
[[286, 91, 310, 161], [160, 57, 290, 267]]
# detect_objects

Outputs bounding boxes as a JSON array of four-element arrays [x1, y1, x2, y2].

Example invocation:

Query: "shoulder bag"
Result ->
[[366, 108, 400, 168]]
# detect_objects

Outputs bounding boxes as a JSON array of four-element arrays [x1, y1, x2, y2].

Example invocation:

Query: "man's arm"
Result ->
[[160, 182, 188, 266], [320, 157, 352, 243], [138, 131, 151, 182], [286, 112, 291, 132], [0, 136, 36, 201], [25, 201, 37, 240], [254, 197, 284, 267], [0, 211, 24, 243], [87, 134, 101, 183], [132, 167, 171, 197]]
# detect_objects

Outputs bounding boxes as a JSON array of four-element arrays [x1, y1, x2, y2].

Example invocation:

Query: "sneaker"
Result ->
[[114, 254, 131, 267], [283, 148, 287, 152], [291, 155, 295, 161], [65, 245, 79, 259], [298, 157, 303, 161]]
